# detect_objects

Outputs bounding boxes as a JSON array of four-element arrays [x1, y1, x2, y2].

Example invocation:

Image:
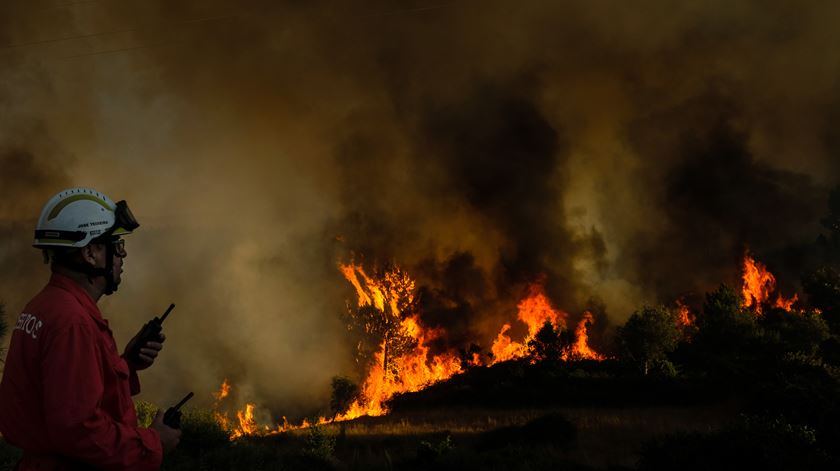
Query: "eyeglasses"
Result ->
[[111, 238, 126, 257]]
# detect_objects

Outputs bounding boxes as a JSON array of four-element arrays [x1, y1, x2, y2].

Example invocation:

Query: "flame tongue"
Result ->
[[572, 312, 605, 360], [741, 253, 797, 314], [490, 281, 603, 363], [334, 264, 463, 421]]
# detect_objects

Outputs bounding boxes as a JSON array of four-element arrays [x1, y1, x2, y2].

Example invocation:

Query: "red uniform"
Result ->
[[0, 273, 162, 470]]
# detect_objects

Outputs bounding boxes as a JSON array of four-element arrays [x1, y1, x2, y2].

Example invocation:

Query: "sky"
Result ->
[[1, 0, 839, 416]]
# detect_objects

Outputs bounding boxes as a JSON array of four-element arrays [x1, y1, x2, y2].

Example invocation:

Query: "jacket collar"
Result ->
[[48, 272, 109, 328]]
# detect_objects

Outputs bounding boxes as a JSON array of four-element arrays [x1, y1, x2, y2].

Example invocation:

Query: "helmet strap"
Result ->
[[57, 243, 119, 295], [102, 241, 118, 295]]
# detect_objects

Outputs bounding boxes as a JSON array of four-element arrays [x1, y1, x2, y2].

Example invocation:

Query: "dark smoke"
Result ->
[[625, 113, 825, 302], [1, 0, 839, 416]]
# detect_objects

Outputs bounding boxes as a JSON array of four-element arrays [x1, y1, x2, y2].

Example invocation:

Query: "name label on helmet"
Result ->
[[14, 313, 44, 340], [77, 220, 109, 228]]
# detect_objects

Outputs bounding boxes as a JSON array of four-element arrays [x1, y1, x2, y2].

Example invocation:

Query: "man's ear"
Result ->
[[80, 244, 98, 265]]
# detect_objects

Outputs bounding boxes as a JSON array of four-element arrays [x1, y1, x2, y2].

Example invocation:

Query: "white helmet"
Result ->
[[34, 187, 139, 249]]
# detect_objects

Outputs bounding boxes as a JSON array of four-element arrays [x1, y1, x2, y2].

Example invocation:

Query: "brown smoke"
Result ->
[[1, 0, 839, 416]]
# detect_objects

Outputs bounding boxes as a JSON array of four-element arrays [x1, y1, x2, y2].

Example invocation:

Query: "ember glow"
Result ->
[[741, 253, 799, 314], [676, 299, 695, 328]]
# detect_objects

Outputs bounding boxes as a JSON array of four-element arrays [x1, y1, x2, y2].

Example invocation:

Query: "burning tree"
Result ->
[[340, 264, 419, 380], [335, 262, 463, 418], [330, 376, 359, 417], [527, 320, 573, 363]]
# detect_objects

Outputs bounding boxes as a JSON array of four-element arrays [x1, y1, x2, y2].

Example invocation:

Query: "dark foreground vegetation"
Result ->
[[1, 188, 839, 470]]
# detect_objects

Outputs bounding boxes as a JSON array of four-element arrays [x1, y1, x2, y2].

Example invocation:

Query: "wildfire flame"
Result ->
[[676, 299, 694, 328], [213, 263, 604, 438], [214, 379, 230, 402], [572, 312, 605, 360], [741, 253, 798, 314], [334, 263, 462, 421], [490, 281, 604, 363]]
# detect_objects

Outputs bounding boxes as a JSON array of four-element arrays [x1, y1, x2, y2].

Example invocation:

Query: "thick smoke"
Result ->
[[1, 0, 839, 416]]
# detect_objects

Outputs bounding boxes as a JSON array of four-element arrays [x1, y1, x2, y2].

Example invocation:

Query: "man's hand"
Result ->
[[123, 331, 165, 371], [151, 410, 182, 453]]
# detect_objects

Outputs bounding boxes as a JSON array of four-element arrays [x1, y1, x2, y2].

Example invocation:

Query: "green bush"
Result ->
[[417, 434, 455, 463], [135, 400, 156, 427], [615, 306, 682, 376], [302, 424, 336, 462]]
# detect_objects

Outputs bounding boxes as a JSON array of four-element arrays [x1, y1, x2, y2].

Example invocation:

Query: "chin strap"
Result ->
[[62, 242, 120, 295], [101, 241, 119, 295]]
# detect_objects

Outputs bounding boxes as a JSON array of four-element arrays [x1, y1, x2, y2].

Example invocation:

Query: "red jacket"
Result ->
[[0, 273, 163, 470]]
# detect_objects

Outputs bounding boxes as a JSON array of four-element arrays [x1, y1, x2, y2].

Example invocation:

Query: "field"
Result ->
[[0, 402, 733, 470], [153, 402, 735, 471]]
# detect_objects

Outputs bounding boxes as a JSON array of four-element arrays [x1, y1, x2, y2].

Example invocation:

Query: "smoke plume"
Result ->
[[1, 0, 838, 416]]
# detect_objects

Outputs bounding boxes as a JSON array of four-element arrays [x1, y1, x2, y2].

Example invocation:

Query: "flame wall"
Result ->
[[1, 0, 839, 415]]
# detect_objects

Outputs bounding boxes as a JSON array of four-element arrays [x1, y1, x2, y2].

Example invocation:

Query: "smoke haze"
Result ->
[[1, 0, 838, 416]]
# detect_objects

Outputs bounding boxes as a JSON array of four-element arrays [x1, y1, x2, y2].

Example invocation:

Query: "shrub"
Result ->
[[134, 400, 156, 427], [303, 423, 336, 461], [615, 306, 681, 375], [330, 376, 359, 416], [417, 434, 455, 463]]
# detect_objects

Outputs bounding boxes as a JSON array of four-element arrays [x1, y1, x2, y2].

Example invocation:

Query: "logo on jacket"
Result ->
[[14, 313, 43, 340]]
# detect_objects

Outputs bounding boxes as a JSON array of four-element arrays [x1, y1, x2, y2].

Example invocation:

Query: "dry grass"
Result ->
[[285, 404, 735, 468]]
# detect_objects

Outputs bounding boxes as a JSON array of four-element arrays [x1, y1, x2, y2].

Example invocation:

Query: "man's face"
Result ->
[[110, 238, 126, 284], [88, 237, 126, 285]]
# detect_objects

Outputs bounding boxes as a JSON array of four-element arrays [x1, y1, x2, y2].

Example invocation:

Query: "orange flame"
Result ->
[[741, 253, 797, 314], [774, 293, 799, 311], [490, 281, 604, 363], [490, 323, 526, 362], [215, 265, 604, 438], [571, 312, 605, 360], [214, 379, 230, 402], [230, 403, 259, 440], [491, 280, 569, 363], [333, 264, 462, 421], [516, 281, 567, 337], [676, 299, 694, 328]]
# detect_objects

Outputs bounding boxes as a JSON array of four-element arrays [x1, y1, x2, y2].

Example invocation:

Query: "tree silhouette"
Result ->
[[616, 306, 681, 375], [696, 284, 758, 351], [527, 320, 573, 362], [342, 266, 419, 380], [330, 376, 360, 416]]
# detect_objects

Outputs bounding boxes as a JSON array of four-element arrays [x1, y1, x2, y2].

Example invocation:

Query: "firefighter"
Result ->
[[0, 188, 181, 470]]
